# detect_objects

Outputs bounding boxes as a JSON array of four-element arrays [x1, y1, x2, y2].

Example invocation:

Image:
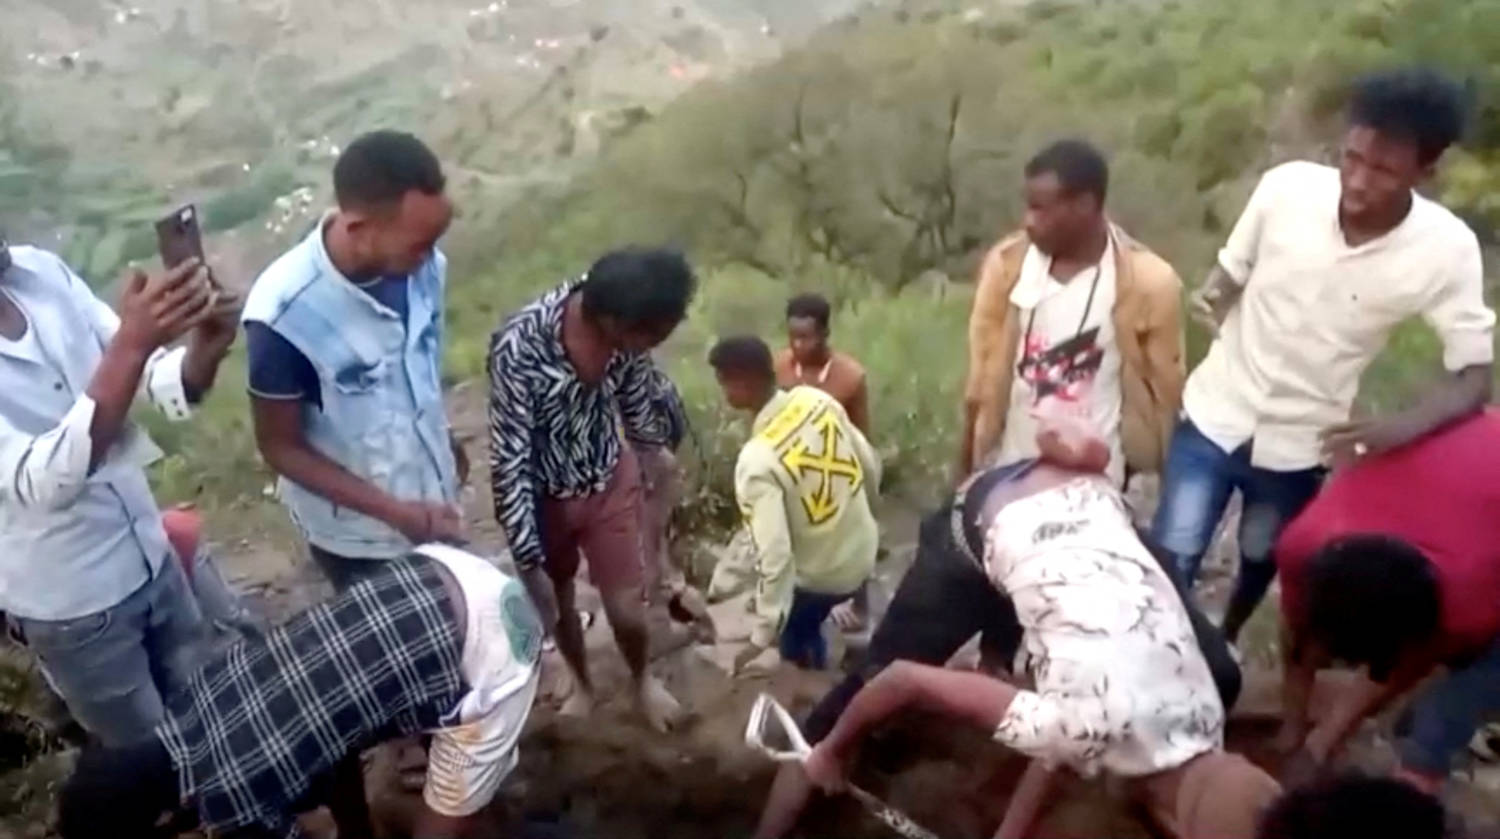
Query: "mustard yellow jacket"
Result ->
[[964, 225, 1186, 474]]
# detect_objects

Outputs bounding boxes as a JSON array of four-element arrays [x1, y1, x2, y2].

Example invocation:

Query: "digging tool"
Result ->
[[745, 693, 939, 839]]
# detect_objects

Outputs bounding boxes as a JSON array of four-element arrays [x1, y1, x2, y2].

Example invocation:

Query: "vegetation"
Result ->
[[434, 0, 1500, 522], [14, 0, 1500, 541]]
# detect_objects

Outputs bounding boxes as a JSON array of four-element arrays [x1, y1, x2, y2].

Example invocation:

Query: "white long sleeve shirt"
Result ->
[[0, 246, 193, 620]]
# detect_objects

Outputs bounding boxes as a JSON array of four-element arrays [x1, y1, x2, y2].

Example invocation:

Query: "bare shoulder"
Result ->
[[837, 351, 868, 382]]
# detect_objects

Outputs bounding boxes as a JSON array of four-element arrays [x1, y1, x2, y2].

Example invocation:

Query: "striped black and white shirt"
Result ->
[[487, 280, 668, 569]]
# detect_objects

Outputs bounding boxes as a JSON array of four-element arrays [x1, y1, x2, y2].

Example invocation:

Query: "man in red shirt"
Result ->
[[1273, 409, 1500, 794]]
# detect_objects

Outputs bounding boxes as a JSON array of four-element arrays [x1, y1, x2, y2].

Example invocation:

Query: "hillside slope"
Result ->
[[1, 0, 867, 283]]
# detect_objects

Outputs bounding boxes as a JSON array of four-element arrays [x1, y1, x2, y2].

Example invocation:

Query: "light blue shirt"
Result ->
[[242, 219, 457, 559], [0, 247, 193, 620]]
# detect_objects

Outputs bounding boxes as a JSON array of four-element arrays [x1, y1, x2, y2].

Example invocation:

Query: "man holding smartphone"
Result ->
[[244, 131, 467, 590], [0, 234, 240, 746]]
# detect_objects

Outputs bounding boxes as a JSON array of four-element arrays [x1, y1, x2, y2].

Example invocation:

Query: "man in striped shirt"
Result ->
[[487, 248, 696, 731]]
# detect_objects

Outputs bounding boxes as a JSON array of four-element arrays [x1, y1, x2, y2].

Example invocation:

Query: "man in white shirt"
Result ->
[[1152, 68, 1496, 642], [0, 239, 238, 746]]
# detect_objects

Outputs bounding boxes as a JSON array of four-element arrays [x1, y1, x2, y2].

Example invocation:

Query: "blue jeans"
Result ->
[[14, 559, 207, 746], [1150, 419, 1324, 637], [1397, 636, 1500, 776], [780, 588, 855, 670]]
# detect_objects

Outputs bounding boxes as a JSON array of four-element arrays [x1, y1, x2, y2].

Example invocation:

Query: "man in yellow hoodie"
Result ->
[[707, 335, 880, 672]]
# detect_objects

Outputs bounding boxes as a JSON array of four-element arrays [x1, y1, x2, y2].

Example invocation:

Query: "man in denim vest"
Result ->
[[244, 131, 466, 590]]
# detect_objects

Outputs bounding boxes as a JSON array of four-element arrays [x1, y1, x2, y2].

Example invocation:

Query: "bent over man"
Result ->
[[58, 544, 542, 839]]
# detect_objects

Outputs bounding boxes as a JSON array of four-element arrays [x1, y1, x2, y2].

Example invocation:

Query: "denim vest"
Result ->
[[242, 226, 457, 558]]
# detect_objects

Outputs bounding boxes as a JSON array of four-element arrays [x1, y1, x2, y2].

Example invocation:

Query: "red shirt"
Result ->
[[1277, 410, 1500, 659]]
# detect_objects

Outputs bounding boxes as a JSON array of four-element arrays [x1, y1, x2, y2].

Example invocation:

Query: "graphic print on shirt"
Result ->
[[1016, 326, 1104, 405], [500, 579, 543, 665], [757, 391, 864, 526]]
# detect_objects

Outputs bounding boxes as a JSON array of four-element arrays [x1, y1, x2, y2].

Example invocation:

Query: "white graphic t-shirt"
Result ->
[[995, 238, 1124, 486], [414, 544, 543, 818]]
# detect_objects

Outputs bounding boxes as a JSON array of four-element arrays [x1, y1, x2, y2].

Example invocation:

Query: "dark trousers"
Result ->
[[308, 545, 387, 594], [801, 490, 1241, 744], [781, 588, 858, 670], [802, 503, 1022, 743]]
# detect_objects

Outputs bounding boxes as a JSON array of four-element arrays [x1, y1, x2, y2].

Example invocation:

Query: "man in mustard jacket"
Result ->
[[960, 139, 1185, 486]]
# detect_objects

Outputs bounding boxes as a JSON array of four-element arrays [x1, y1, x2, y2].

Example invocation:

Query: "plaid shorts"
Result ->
[[158, 556, 465, 838]]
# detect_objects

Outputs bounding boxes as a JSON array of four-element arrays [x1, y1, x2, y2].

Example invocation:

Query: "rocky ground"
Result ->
[[8, 407, 1500, 838], [2, 379, 1499, 839]]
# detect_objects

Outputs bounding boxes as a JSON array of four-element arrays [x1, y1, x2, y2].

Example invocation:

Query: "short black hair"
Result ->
[[1024, 139, 1109, 204], [708, 335, 775, 382], [59, 740, 180, 839], [333, 130, 446, 210], [580, 247, 698, 331], [1258, 773, 1448, 839], [1348, 68, 1467, 165], [786, 293, 832, 331], [1303, 534, 1440, 681]]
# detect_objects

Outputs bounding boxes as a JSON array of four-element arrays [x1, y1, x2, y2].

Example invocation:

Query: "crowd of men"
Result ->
[[0, 64, 1495, 839]]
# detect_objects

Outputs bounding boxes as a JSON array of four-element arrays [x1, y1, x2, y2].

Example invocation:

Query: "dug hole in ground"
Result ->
[[355, 492, 1470, 839]]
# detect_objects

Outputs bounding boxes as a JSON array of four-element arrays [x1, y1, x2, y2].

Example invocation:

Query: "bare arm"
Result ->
[[1187, 265, 1244, 335], [178, 291, 242, 401], [84, 335, 156, 472], [250, 396, 443, 541], [1275, 620, 1322, 753], [1325, 234, 1495, 458], [811, 662, 1019, 780], [1322, 365, 1491, 460], [1305, 649, 1438, 764], [411, 808, 478, 839], [87, 262, 216, 470], [994, 761, 1060, 839], [846, 376, 871, 436]]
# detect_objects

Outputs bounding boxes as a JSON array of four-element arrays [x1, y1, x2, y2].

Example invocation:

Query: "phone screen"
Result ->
[[156, 204, 205, 270]]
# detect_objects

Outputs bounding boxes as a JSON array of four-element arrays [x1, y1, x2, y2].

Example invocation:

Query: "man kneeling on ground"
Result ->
[[706, 336, 880, 673], [57, 544, 542, 839], [1274, 409, 1500, 796], [756, 414, 1275, 839]]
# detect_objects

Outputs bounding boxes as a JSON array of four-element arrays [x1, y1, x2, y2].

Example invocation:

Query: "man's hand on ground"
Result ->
[[117, 259, 216, 352]]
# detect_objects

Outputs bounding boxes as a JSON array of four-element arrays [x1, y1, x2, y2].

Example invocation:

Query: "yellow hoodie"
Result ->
[[709, 386, 880, 648]]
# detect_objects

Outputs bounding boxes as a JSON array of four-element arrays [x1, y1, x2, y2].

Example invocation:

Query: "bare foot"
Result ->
[[559, 687, 595, 719], [635, 675, 684, 732]]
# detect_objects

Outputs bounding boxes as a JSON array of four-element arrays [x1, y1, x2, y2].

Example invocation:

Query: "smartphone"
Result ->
[[155, 204, 214, 285]]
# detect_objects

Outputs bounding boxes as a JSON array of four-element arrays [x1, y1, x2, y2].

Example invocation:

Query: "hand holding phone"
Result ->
[[156, 204, 217, 288]]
